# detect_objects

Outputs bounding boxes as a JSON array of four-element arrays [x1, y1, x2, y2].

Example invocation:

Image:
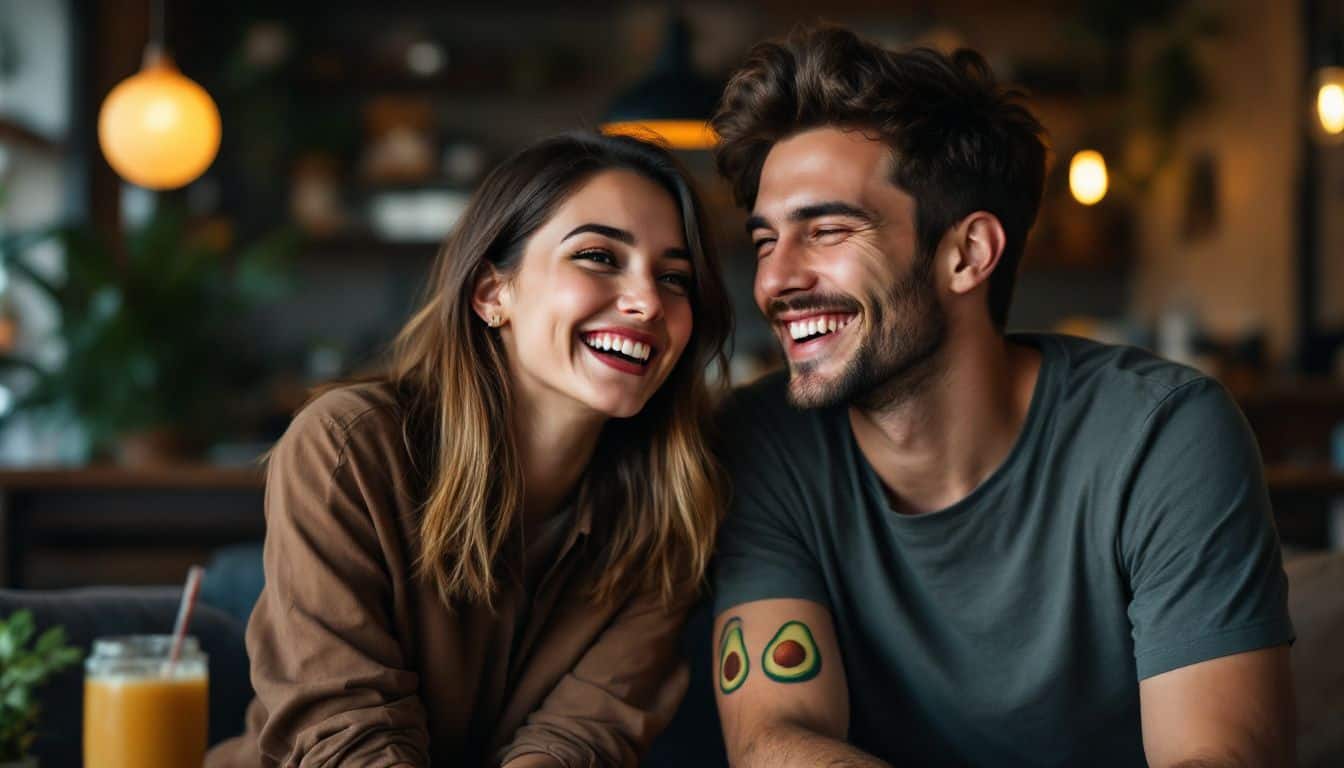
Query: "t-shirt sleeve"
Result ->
[[712, 389, 831, 616], [1120, 377, 1294, 680]]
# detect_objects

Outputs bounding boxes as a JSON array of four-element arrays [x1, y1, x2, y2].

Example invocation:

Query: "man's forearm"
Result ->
[[736, 721, 890, 768]]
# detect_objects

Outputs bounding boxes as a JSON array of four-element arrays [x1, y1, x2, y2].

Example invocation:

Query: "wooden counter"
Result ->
[[0, 465, 266, 588], [0, 458, 1337, 589]]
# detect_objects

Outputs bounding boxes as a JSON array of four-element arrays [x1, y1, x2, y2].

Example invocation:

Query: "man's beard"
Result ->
[[785, 255, 947, 410]]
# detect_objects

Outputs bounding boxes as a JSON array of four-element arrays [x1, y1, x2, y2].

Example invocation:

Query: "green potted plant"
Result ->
[[0, 210, 294, 462], [0, 610, 81, 767]]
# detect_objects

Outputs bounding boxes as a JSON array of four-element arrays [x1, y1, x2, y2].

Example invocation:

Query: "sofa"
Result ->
[[0, 544, 727, 767], [3, 547, 1341, 767]]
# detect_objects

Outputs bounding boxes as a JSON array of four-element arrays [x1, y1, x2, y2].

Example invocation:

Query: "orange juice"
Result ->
[[83, 636, 209, 768]]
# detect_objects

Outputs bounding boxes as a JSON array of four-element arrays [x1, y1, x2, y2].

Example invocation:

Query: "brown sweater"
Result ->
[[206, 383, 693, 767]]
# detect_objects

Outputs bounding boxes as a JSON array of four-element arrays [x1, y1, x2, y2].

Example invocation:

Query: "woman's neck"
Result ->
[[509, 386, 607, 530]]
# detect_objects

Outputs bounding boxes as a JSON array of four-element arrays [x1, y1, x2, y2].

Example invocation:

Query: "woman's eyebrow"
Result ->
[[561, 223, 635, 244]]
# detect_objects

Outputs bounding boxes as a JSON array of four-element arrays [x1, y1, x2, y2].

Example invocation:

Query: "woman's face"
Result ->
[[484, 169, 696, 420]]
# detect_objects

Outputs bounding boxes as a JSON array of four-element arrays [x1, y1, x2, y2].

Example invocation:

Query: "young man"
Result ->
[[709, 27, 1296, 768]]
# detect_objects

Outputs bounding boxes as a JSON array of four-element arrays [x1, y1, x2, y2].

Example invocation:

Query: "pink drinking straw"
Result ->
[[167, 565, 205, 673]]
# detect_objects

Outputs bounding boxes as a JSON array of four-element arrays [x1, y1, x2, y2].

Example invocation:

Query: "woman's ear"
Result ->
[[947, 212, 1006, 297], [471, 265, 509, 329]]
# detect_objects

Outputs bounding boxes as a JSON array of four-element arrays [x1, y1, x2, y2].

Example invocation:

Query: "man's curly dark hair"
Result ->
[[712, 25, 1048, 329]]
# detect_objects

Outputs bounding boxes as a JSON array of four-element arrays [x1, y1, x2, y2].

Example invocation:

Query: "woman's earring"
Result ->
[[487, 313, 501, 328]]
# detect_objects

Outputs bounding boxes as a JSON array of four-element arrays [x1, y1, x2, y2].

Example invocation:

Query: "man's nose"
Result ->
[[755, 237, 817, 301]]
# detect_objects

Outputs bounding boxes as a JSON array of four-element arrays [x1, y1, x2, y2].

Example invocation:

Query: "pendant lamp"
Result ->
[[1068, 150, 1108, 206], [602, 15, 720, 150], [1314, 66, 1344, 142], [97, 0, 221, 189], [1310, 26, 1344, 145]]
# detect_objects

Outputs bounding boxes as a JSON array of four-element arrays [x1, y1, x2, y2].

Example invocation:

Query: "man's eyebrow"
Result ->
[[561, 223, 635, 245], [745, 201, 876, 235], [790, 201, 875, 223]]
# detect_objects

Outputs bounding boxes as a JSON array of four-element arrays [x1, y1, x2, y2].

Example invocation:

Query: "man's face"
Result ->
[[749, 126, 946, 409]]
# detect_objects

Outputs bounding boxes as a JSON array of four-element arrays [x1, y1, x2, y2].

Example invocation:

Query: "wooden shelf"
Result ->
[[1265, 465, 1344, 494], [0, 464, 264, 491], [302, 235, 440, 260], [0, 117, 63, 153]]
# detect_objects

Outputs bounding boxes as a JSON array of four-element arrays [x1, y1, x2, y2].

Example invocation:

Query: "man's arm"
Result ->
[[1139, 646, 1295, 767], [714, 599, 888, 768], [1120, 379, 1298, 766]]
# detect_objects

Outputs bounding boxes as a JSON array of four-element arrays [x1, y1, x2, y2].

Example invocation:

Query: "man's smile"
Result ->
[[777, 311, 859, 362]]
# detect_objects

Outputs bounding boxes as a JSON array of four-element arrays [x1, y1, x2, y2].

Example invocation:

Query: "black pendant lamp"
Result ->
[[602, 14, 720, 150]]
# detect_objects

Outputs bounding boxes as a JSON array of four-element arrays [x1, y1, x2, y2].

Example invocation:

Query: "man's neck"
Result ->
[[847, 330, 1041, 515]]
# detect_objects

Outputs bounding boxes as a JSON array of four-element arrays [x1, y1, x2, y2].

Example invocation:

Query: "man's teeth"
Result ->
[[788, 314, 855, 341], [583, 334, 652, 362]]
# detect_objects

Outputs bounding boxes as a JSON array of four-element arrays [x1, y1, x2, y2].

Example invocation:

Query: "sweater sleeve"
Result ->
[[496, 584, 694, 767], [245, 393, 431, 767]]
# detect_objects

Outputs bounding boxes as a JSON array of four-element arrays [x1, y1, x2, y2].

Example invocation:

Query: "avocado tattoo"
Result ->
[[718, 617, 749, 694], [762, 620, 821, 683]]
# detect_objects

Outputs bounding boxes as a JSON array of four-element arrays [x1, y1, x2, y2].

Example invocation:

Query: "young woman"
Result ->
[[207, 132, 731, 767]]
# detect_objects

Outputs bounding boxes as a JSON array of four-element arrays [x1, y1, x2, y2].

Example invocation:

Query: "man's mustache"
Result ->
[[767, 293, 862, 320]]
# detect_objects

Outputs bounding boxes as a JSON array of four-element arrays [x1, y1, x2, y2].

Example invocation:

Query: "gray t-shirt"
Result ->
[[713, 333, 1294, 767]]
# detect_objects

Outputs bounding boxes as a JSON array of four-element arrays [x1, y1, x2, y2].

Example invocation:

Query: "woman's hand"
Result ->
[[502, 754, 564, 768]]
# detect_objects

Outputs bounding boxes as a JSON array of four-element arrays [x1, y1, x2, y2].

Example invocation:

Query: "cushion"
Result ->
[[1286, 551, 1344, 767], [0, 587, 251, 766]]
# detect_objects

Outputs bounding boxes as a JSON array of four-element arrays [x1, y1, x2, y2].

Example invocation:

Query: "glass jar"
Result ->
[[83, 635, 209, 768]]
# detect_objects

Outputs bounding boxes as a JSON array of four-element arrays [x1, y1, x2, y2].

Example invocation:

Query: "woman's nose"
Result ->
[[616, 274, 663, 320]]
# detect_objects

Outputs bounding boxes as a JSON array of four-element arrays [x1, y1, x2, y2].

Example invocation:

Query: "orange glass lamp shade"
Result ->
[[602, 119, 718, 150], [98, 51, 221, 190]]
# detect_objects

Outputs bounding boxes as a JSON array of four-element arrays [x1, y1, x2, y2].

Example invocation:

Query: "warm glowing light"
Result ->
[[1069, 150, 1108, 206], [1312, 67, 1344, 143], [98, 52, 221, 190], [602, 120, 718, 150], [1318, 83, 1344, 135]]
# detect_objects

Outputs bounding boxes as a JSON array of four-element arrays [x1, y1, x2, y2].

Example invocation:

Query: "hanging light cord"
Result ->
[[150, 0, 165, 51]]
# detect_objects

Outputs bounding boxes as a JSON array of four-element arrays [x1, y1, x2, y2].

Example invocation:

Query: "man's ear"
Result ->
[[471, 264, 510, 328], [947, 212, 1006, 297]]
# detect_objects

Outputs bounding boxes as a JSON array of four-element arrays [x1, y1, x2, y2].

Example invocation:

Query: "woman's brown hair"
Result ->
[[389, 131, 731, 609]]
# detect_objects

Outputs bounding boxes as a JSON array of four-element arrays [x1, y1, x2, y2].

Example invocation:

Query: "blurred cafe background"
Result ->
[[0, 0, 1343, 762]]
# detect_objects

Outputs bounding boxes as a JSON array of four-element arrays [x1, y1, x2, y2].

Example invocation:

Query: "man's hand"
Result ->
[[714, 599, 888, 767], [1139, 646, 1296, 767]]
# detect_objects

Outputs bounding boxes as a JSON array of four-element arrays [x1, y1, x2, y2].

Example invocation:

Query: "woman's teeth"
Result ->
[[583, 333, 652, 363], [788, 314, 855, 341]]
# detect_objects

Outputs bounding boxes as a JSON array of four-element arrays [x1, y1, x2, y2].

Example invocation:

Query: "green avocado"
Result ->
[[718, 617, 749, 694], [762, 621, 821, 682]]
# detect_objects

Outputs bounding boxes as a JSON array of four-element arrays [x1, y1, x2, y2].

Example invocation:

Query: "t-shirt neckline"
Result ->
[[844, 332, 1062, 529]]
